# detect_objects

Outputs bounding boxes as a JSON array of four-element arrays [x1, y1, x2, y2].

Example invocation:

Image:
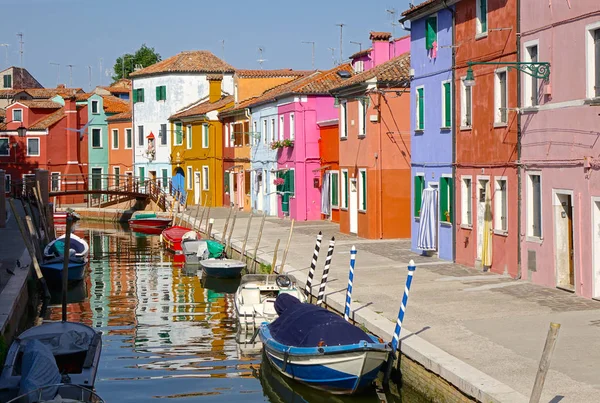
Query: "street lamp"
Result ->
[[462, 61, 550, 88], [463, 66, 476, 87], [17, 125, 26, 138]]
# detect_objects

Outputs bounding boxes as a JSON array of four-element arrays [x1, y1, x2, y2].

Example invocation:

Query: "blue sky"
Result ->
[[0, 0, 412, 89]]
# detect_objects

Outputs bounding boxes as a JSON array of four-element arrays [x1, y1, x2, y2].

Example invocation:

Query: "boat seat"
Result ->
[[240, 287, 261, 305], [278, 289, 297, 296], [262, 298, 277, 316]]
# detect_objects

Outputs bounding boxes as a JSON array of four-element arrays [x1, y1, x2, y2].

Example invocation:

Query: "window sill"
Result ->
[[341, 207, 348, 211], [526, 236, 543, 244], [414, 217, 420, 222], [520, 106, 540, 114], [440, 126, 451, 131], [91, 112, 100, 115], [460, 224, 473, 230], [475, 32, 488, 40], [414, 130, 424, 135], [358, 209, 367, 214], [92, 147, 103, 149], [440, 221, 453, 227], [27, 154, 40, 157], [460, 126, 472, 132], [358, 134, 366, 139], [340, 136, 348, 141], [493, 122, 508, 128], [493, 229, 508, 237], [331, 206, 339, 210]]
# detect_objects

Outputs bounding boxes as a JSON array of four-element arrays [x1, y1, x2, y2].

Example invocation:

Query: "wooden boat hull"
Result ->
[[40, 259, 87, 283], [161, 226, 194, 252], [128, 217, 172, 229]]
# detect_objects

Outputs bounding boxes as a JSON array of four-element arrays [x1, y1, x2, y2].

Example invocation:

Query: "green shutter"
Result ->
[[440, 178, 449, 222], [414, 176, 423, 217], [161, 86, 166, 100], [287, 170, 295, 196], [133, 89, 138, 103], [449, 177, 454, 223], [361, 170, 367, 210], [176, 123, 182, 144], [224, 173, 230, 193], [139, 167, 145, 185], [139, 89, 144, 102], [480, 0, 488, 32], [162, 169, 168, 188], [156, 86, 160, 100], [3, 75, 11, 88], [444, 83, 451, 127], [331, 173, 339, 206], [417, 88, 424, 130], [425, 16, 437, 50]]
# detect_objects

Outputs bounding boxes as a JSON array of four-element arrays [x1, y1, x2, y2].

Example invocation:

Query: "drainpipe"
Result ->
[[377, 91, 384, 239], [516, 0, 522, 279]]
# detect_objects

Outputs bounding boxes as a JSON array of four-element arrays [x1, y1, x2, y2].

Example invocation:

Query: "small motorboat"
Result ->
[[53, 210, 81, 224], [128, 212, 172, 232], [7, 384, 104, 402], [181, 231, 209, 265], [161, 226, 195, 253], [181, 236, 243, 278], [201, 259, 246, 279], [41, 233, 90, 283], [0, 321, 103, 402], [259, 294, 390, 395], [234, 274, 306, 330]]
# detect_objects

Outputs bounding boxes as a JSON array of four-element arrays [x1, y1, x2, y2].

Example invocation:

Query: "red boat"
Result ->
[[53, 210, 81, 224], [128, 213, 172, 232], [161, 226, 198, 252]]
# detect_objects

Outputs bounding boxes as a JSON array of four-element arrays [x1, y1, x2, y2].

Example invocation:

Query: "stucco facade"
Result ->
[[86, 94, 110, 193], [250, 103, 279, 216], [106, 112, 133, 189], [520, 1, 600, 298], [318, 121, 339, 223]]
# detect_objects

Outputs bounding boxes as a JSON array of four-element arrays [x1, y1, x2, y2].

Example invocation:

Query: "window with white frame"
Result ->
[[113, 167, 120, 188], [186, 125, 192, 149], [187, 166, 193, 190], [27, 138, 39, 156], [353, 60, 364, 73], [524, 42, 539, 107], [174, 123, 183, 146], [112, 129, 119, 149], [460, 79, 472, 128], [341, 169, 348, 209], [262, 120, 267, 144], [340, 102, 347, 138], [270, 118, 276, 142], [441, 81, 452, 128], [476, 0, 488, 35], [161, 169, 168, 189], [224, 123, 229, 148], [13, 109, 22, 122], [330, 171, 339, 208], [289, 113, 295, 140], [461, 176, 472, 226], [586, 23, 600, 98], [51, 172, 60, 192], [202, 124, 209, 148], [202, 166, 209, 190], [125, 128, 132, 149], [0, 138, 9, 156], [279, 115, 284, 140], [159, 124, 167, 146], [91, 128, 102, 148], [358, 98, 367, 136], [494, 69, 508, 125], [4, 174, 11, 193], [253, 121, 258, 145], [527, 172, 542, 238], [415, 87, 424, 131], [91, 100, 100, 114], [230, 123, 235, 145], [138, 125, 144, 146], [494, 178, 508, 232], [358, 168, 367, 211]]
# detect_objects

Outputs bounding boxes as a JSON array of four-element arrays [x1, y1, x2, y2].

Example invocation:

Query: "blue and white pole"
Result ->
[[316, 237, 335, 306], [305, 231, 322, 297], [344, 246, 357, 322], [391, 259, 416, 354]]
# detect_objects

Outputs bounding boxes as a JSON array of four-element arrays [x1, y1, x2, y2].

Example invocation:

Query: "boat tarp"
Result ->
[[24, 329, 92, 356], [49, 237, 85, 256], [133, 212, 157, 219], [268, 294, 372, 347], [206, 240, 225, 259], [18, 339, 61, 401]]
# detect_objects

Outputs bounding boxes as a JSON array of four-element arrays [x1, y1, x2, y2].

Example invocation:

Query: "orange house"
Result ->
[[107, 110, 133, 188], [330, 53, 412, 239]]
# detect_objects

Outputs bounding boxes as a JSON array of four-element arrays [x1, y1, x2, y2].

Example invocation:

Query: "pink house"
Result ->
[[349, 32, 410, 74], [520, 1, 600, 299], [273, 64, 354, 221]]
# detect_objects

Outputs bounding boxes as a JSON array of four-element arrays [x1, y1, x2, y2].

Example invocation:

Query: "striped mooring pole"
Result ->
[[305, 231, 323, 297], [344, 246, 357, 322], [391, 259, 417, 353], [316, 236, 335, 305]]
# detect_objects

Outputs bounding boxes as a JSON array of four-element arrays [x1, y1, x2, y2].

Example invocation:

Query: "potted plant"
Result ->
[[273, 177, 285, 186], [444, 210, 451, 222], [282, 139, 294, 148], [270, 140, 283, 150]]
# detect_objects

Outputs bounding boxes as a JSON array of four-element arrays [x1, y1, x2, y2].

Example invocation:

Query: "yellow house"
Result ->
[[169, 76, 233, 206]]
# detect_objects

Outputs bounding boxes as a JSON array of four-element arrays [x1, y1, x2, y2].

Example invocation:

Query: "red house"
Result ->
[[0, 96, 88, 203]]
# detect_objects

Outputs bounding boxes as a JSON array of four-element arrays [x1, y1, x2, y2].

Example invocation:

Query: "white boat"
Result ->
[[43, 233, 89, 263], [7, 384, 104, 402], [234, 274, 307, 329]]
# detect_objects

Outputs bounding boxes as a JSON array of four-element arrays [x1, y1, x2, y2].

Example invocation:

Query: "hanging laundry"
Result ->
[[431, 41, 438, 59]]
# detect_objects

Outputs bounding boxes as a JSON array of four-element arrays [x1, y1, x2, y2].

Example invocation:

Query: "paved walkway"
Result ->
[[186, 207, 600, 403]]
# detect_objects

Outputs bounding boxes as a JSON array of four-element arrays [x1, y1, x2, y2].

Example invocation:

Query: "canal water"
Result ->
[[43, 223, 428, 403]]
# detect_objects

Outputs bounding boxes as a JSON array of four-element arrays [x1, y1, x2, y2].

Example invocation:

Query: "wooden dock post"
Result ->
[[198, 194, 207, 232], [222, 206, 233, 241], [271, 239, 281, 274], [204, 205, 212, 232], [241, 212, 254, 262], [279, 219, 295, 273], [193, 202, 201, 230], [61, 217, 73, 322], [207, 218, 214, 239], [226, 209, 238, 257], [251, 212, 266, 273], [529, 322, 561, 403]]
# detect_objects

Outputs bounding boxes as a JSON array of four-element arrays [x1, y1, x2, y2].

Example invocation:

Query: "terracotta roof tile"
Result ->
[[16, 100, 63, 109], [101, 95, 130, 114], [242, 74, 319, 108], [170, 95, 234, 120], [350, 48, 372, 60], [29, 108, 65, 130], [26, 88, 83, 98], [207, 73, 223, 81], [0, 108, 5, 119], [401, 0, 440, 18], [106, 79, 131, 94], [130, 50, 235, 78], [75, 93, 94, 101], [0, 67, 43, 89], [370, 31, 392, 41], [292, 63, 355, 94], [330, 53, 411, 91], [235, 69, 314, 78], [106, 110, 132, 122]]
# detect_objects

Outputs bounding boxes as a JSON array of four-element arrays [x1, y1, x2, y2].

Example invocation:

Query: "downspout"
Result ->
[[378, 91, 384, 239], [516, 0, 522, 279]]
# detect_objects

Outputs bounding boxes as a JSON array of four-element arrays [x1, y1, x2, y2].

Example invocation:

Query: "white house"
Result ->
[[130, 51, 234, 195]]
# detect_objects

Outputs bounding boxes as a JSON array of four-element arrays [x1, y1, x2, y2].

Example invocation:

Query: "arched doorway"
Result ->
[[172, 167, 185, 197]]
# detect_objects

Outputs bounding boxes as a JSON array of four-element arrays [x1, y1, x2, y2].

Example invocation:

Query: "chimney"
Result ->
[[370, 31, 392, 67], [208, 75, 223, 103], [57, 84, 66, 89], [64, 96, 78, 163]]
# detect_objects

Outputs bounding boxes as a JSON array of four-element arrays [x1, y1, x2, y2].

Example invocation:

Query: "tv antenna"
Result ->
[[16, 33, 23, 68], [301, 41, 315, 69], [335, 23, 345, 64], [0, 44, 9, 68], [257, 46, 267, 69], [66, 64, 75, 87], [98, 58, 103, 86], [49, 62, 60, 86], [88, 65, 92, 90], [349, 41, 362, 52], [220, 39, 225, 59], [327, 47, 336, 67]]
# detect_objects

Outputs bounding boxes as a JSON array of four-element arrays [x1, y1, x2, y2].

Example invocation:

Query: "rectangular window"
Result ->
[[51, 172, 60, 192], [495, 70, 508, 124], [594, 28, 600, 97], [138, 125, 144, 146], [462, 177, 472, 226], [495, 178, 508, 232], [425, 16, 437, 50], [155, 85, 166, 101], [528, 173, 542, 238], [174, 123, 183, 145], [416, 87, 424, 131], [262, 120, 267, 144], [91, 128, 102, 148], [442, 81, 452, 128], [279, 115, 284, 140], [202, 124, 209, 148], [341, 170, 349, 209], [202, 166, 209, 190], [270, 118, 276, 142], [186, 125, 192, 149], [525, 44, 539, 106], [414, 175, 425, 217], [159, 124, 167, 146], [91, 100, 100, 114], [476, 0, 488, 35], [139, 167, 145, 185], [161, 168, 168, 189], [253, 121, 258, 145], [3, 74, 11, 88], [187, 166, 193, 190], [243, 121, 250, 146], [113, 167, 120, 188], [440, 176, 453, 223], [112, 129, 119, 149], [340, 103, 347, 138], [224, 123, 230, 148], [125, 128, 132, 149], [358, 98, 367, 136], [133, 88, 144, 103], [461, 79, 472, 128], [27, 138, 39, 156], [4, 174, 11, 193], [330, 171, 339, 208], [13, 109, 22, 122], [289, 113, 295, 140], [359, 169, 367, 211], [0, 138, 9, 156]]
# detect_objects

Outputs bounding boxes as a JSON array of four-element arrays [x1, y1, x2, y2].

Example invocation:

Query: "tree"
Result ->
[[112, 44, 161, 82]]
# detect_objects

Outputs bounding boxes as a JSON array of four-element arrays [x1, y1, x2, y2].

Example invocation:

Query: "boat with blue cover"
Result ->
[[41, 233, 89, 283], [259, 294, 390, 395]]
